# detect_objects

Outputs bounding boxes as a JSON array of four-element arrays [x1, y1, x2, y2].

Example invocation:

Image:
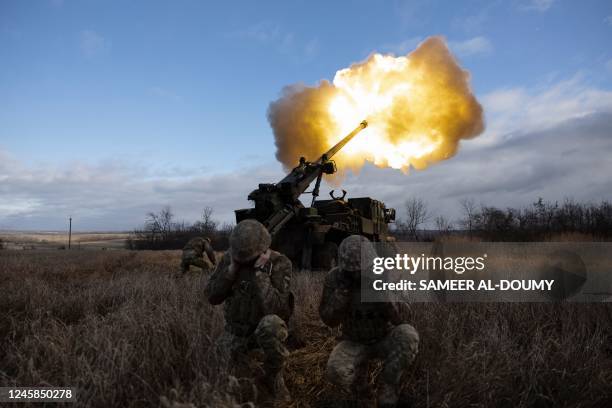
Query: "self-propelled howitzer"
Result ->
[[235, 120, 396, 270]]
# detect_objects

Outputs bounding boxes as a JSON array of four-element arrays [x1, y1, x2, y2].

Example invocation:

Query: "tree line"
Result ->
[[395, 197, 612, 241], [126, 206, 233, 250], [130, 197, 612, 251]]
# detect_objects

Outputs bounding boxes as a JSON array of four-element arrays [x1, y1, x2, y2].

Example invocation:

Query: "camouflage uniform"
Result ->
[[319, 235, 419, 407], [205, 219, 294, 402], [181, 237, 216, 273]]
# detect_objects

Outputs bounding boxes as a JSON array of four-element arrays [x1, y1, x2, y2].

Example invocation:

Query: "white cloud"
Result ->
[[79, 30, 110, 57], [3, 75, 612, 231], [232, 21, 318, 61], [380, 36, 423, 55], [240, 21, 282, 43], [521, 0, 555, 12], [339, 111, 612, 226], [0, 151, 284, 230], [452, 9, 489, 33], [480, 75, 612, 146], [449, 36, 493, 57]]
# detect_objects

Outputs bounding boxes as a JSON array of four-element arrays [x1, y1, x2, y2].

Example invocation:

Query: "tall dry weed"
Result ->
[[0, 250, 611, 407]]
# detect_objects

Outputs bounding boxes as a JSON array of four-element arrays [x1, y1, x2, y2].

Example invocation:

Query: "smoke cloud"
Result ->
[[268, 36, 485, 174]]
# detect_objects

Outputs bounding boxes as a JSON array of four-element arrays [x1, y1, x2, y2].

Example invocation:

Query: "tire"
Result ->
[[313, 242, 338, 271]]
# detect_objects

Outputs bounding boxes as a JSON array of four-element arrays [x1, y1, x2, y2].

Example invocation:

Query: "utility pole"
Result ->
[[68, 217, 72, 249]]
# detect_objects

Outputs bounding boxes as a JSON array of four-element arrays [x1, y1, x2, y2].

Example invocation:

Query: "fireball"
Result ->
[[269, 36, 484, 174]]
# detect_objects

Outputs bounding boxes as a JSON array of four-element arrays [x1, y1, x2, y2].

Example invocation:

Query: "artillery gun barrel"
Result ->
[[241, 120, 369, 237], [318, 120, 368, 162]]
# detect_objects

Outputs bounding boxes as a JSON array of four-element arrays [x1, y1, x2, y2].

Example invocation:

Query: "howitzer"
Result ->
[[240, 120, 367, 235], [235, 120, 395, 270]]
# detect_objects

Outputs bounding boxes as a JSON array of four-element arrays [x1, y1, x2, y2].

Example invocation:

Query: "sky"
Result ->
[[1, 0, 612, 231]]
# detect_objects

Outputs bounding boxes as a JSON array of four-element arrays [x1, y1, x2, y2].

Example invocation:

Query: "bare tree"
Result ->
[[459, 198, 477, 238], [404, 198, 429, 240], [435, 215, 453, 236], [145, 205, 174, 240], [195, 206, 217, 236]]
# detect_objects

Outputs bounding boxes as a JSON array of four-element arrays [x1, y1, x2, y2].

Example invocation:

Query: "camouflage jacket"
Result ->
[[205, 250, 293, 337], [183, 237, 215, 264], [319, 267, 402, 344]]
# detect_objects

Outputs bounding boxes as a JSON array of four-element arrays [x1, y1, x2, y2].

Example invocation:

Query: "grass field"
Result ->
[[0, 232, 129, 250], [0, 250, 611, 407]]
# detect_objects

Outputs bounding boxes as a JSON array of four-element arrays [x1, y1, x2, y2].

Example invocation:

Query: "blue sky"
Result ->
[[1, 0, 612, 230]]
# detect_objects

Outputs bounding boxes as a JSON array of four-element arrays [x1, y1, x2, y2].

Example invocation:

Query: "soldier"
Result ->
[[319, 235, 419, 407], [181, 236, 216, 274], [205, 219, 294, 403]]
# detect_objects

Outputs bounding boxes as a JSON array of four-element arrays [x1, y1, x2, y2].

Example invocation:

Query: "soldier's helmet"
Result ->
[[338, 235, 377, 272], [230, 219, 271, 264]]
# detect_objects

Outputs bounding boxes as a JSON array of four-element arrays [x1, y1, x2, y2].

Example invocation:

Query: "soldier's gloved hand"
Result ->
[[227, 260, 240, 282], [341, 269, 359, 288], [253, 249, 271, 269]]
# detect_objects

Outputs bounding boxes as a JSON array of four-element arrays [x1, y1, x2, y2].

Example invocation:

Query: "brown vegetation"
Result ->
[[1, 250, 611, 407], [0, 232, 129, 250]]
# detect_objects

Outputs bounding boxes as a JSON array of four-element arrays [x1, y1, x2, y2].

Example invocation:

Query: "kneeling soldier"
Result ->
[[181, 236, 216, 274], [205, 219, 293, 403], [319, 235, 419, 407]]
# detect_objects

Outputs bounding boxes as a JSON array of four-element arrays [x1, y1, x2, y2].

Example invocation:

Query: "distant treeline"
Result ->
[[129, 198, 612, 251], [126, 206, 233, 251], [464, 198, 612, 241], [394, 198, 612, 241]]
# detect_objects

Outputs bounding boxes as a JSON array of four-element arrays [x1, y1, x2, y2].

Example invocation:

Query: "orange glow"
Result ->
[[269, 36, 484, 174]]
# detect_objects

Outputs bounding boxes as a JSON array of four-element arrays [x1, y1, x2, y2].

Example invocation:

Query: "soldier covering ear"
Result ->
[[320, 235, 419, 407], [205, 219, 294, 404]]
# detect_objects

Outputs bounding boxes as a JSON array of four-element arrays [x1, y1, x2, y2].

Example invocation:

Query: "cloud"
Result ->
[[337, 111, 612, 225], [480, 75, 612, 146], [452, 9, 489, 33], [380, 36, 423, 55], [381, 36, 492, 58], [232, 21, 318, 61], [240, 21, 283, 43], [330, 74, 612, 223], [3, 75, 612, 231], [605, 16, 612, 26], [449, 36, 493, 57], [520, 0, 555, 12], [79, 30, 110, 57], [0, 152, 284, 231]]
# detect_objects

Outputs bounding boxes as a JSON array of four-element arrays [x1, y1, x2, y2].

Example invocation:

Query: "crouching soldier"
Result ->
[[320, 235, 419, 407], [205, 219, 294, 403], [181, 236, 216, 274]]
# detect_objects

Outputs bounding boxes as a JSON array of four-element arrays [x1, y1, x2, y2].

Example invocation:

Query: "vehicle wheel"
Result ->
[[313, 242, 338, 271]]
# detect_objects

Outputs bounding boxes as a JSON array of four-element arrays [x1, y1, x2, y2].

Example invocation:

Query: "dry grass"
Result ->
[[0, 232, 130, 250], [0, 250, 611, 407]]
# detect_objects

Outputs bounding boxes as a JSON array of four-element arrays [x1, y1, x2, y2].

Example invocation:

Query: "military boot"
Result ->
[[377, 382, 399, 408], [258, 371, 291, 405]]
